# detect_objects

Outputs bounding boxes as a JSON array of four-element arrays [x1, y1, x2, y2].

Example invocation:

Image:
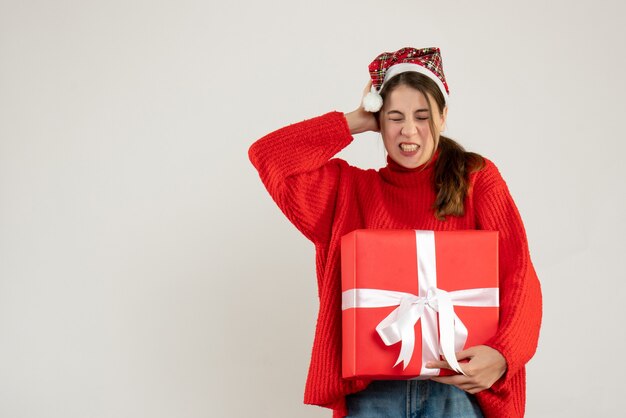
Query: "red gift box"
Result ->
[[341, 229, 499, 379]]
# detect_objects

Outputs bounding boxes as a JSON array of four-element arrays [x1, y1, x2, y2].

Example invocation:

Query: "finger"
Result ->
[[427, 359, 471, 374], [459, 384, 484, 395], [430, 375, 468, 386], [467, 386, 487, 395], [456, 381, 479, 391], [363, 80, 373, 96], [455, 347, 476, 361], [447, 377, 483, 394], [456, 361, 473, 377], [425, 360, 450, 369]]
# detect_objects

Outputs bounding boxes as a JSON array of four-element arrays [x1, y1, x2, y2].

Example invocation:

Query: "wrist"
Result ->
[[344, 110, 368, 135]]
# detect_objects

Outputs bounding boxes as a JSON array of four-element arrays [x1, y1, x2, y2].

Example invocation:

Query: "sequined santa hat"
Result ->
[[362, 47, 450, 112]]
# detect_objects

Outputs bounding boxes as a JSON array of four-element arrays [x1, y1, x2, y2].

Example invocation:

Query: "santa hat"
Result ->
[[362, 47, 450, 112]]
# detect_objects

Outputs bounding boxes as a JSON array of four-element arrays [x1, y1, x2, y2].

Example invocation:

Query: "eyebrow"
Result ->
[[386, 109, 429, 115]]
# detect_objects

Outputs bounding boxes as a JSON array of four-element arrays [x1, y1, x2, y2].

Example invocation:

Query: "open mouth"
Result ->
[[399, 143, 420, 152]]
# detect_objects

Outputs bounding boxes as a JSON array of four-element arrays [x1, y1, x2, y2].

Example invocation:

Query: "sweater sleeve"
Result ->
[[472, 160, 543, 389], [248, 111, 354, 245]]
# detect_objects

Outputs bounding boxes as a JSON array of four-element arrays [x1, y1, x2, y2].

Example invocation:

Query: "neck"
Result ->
[[379, 149, 439, 187]]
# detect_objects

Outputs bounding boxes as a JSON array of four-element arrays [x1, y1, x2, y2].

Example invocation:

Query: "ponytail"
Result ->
[[432, 136, 485, 220]]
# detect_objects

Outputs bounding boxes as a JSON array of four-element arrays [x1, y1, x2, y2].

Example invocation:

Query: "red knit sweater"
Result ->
[[248, 111, 542, 418]]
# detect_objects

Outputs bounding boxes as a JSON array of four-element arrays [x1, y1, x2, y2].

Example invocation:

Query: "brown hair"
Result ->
[[377, 72, 485, 221]]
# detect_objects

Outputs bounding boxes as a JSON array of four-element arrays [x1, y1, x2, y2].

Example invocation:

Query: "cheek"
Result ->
[[381, 133, 396, 152], [381, 123, 400, 138], [417, 121, 432, 136]]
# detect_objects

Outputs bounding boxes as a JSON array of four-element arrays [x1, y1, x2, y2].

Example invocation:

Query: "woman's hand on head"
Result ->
[[344, 80, 380, 135], [425, 345, 507, 394]]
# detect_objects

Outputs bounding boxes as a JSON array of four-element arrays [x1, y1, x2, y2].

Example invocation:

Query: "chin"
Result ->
[[395, 154, 426, 169]]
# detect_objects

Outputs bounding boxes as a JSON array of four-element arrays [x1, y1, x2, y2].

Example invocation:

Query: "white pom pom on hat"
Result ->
[[362, 47, 450, 113], [362, 86, 384, 112]]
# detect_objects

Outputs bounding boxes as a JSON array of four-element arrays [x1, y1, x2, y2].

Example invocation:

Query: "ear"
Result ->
[[440, 105, 448, 131]]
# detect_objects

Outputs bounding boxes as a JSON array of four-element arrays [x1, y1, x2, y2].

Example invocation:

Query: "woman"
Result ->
[[248, 47, 542, 418]]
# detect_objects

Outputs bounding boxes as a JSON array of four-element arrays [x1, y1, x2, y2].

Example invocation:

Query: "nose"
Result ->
[[401, 119, 418, 137]]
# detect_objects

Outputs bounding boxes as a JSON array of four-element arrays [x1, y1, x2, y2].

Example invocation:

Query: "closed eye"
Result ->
[[389, 117, 429, 122]]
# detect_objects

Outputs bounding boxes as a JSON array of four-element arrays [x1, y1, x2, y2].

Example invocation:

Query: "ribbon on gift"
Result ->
[[341, 230, 499, 376]]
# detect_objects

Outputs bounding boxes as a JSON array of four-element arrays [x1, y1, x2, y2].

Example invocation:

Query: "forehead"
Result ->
[[385, 84, 431, 110]]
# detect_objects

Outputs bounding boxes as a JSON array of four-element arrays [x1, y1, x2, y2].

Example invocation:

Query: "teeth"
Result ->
[[400, 143, 419, 152]]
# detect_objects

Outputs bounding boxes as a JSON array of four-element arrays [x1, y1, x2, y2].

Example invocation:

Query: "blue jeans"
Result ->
[[345, 380, 484, 418]]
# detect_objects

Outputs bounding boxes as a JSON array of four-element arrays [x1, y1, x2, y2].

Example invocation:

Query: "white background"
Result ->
[[1, 1, 624, 417]]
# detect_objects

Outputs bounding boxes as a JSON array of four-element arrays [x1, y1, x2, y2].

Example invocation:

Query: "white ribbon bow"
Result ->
[[341, 230, 499, 376]]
